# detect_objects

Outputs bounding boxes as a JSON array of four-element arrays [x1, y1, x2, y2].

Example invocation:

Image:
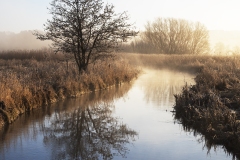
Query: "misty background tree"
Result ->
[[126, 18, 209, 54], [34, 0, 137, 73]]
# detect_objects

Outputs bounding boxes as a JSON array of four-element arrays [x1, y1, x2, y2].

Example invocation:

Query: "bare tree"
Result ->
[[34, 0, 137, 73], [142, 18, 209, 54]]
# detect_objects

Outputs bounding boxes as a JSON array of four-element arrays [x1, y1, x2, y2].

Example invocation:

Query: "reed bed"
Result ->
[[170, 56, 240, 158], [0, 50, 139, 127]]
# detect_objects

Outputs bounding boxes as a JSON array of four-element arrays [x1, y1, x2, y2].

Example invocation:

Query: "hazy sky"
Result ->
[[0, 0, 240, 33]]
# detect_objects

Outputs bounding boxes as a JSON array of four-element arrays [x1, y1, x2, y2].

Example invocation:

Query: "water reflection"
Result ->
[[140, 69, 195, 108], [0, 82, 137, 160], [1, 69, 234, 160], [42, 102, 137, 160]]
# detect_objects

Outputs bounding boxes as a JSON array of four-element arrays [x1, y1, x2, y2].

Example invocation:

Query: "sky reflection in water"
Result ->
[[0, 69, 234, 160]]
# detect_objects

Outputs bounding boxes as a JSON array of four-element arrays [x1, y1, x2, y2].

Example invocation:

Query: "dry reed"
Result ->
[[0, 50, 139, 127]]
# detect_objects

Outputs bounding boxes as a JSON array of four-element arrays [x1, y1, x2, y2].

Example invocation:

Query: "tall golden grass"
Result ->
[[0, 50, 139, 127]]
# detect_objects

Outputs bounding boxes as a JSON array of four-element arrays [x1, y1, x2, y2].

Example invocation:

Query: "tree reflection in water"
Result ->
[[42, 100, 137, 160], [0, 82, 137, 160]]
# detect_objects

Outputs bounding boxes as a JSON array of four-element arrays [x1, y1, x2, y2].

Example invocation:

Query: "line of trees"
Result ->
[[123, 18, 210, 54]]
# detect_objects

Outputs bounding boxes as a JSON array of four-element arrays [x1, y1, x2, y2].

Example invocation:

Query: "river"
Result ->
[[0, 69, 233, 160]]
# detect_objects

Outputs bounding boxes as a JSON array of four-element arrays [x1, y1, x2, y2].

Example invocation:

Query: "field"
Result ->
[[0, 50, 139, 127]]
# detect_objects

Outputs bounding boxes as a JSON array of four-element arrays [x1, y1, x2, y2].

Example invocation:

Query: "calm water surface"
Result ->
[[0, 69, 233, 160]]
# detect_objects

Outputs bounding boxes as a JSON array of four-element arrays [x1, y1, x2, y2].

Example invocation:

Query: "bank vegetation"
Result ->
[[0, 50, 139, 128], [122, 53, 240, 158]]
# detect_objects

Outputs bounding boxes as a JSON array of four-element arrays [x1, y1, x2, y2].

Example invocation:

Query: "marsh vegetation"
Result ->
[[173, 55, 240, 159], [1, 49, 240, 159], [1, 0, 240, 159], [0, 50, 139, 127]]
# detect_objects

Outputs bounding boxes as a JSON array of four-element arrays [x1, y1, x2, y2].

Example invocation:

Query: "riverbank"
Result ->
[[0, 50, 139, 128], [172, 56, 240, 159], [121, 53, 240, 158]]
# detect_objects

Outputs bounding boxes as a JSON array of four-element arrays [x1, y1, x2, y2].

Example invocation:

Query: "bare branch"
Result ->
[[34, 0, 137, 73], [141, 18, 209, 54]]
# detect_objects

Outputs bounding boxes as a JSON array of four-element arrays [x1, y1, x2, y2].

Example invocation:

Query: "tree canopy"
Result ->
[[34, 0, 137, 72], [140, 18, 209, 54]]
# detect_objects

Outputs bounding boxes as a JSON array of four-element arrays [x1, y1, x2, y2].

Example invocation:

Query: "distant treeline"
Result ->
[[121, 18, 210, 54], [121, 18, 240, 55], [0, 49, 66, 61], [0, 31, 51, 51]]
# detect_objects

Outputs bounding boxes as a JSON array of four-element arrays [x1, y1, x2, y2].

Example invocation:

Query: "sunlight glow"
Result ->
[[0, 0, 239, 32]]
